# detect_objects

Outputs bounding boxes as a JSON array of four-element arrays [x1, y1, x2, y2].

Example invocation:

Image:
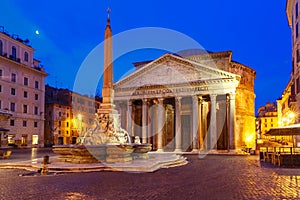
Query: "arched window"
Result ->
[[24, 52, 28, 62], [11, 46, 16, 59], [0, 40, 2, 56]]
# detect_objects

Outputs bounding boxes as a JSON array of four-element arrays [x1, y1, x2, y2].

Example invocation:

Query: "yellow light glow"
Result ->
[[257, 139, 264, 144], [282, 117, 287, 122], [78, 114, 82, 121], [288, 112, 295, 119], [245, 135, 253, 143]]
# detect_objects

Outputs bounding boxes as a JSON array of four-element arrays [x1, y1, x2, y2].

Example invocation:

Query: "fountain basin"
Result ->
[[53, 143, 152, 164], [53, 145, 105, 164]]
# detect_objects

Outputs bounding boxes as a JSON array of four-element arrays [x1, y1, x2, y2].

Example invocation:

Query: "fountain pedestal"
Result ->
[[105, 144, 134, 163], [132, 144, 152, 160]]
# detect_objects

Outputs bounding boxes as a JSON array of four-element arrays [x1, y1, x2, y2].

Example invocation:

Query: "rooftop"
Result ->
[[0, 26, 32, 47]]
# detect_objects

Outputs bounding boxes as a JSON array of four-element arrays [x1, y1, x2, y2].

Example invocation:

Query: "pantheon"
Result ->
[[114, 49, 256, 152]]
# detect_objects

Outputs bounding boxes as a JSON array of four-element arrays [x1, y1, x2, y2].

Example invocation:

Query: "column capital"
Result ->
[[157, 97, 164, 104], [192, 95, 198, 102], [210, 94, 217, 101], [176, 96, 183, 101], [142, 98, 148, 104], [128, 100, 133, 106]]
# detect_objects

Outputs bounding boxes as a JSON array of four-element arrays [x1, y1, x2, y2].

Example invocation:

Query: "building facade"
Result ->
[[256, 102, 278, 139], [0, 27, 47, 147], [287, 0, 300, 115], [114, 50, 256, 152], [277, 79, 297, 127], [44, 85, 101, 146]]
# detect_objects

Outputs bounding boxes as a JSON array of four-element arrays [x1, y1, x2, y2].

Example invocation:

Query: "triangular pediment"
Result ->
[[114, 53, 239, 89]]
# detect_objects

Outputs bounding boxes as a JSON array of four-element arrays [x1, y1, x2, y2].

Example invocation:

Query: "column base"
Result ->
[[174, 149, 182, 153], [208, 149, 219, 154], [156, 149, 164, 153], [191, 149, 199, 154]]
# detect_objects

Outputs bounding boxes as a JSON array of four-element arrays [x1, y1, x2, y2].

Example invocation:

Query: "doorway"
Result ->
[[181, 115, 192, 151]]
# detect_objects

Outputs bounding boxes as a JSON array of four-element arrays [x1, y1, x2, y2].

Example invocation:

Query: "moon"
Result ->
[[35, 30, 40, 35]]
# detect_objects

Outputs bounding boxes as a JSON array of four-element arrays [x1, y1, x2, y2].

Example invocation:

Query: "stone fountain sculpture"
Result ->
[[53, 9, 151, 163]]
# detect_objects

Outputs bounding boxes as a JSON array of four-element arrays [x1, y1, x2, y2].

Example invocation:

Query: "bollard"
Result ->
[[41, 155, 49, 175], [43, 155, 50, 164]]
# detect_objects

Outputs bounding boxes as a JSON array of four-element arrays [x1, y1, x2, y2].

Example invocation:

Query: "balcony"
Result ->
[[8, 55, 20, 63], [0, 109, 13, 120], [0, 52, 7, 58]]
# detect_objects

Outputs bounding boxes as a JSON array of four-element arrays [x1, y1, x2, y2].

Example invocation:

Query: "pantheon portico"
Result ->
[[114, 52, 256, 152]]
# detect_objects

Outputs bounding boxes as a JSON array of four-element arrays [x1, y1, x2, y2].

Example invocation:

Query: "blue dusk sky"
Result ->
[[0, 1, 291, 113]]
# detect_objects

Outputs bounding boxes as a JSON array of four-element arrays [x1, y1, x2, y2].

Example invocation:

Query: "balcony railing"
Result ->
[[8, 55, 20, 63]]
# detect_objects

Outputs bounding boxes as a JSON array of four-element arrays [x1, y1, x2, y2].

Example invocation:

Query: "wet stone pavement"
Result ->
[[1, 152, 300, 200]]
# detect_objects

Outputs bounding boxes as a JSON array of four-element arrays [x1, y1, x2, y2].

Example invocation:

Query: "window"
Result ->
[[32, 135, 38, 145], [59, 121, 61, 127], [24, 52, 28, 62], [23, 121, 27, 127], [296, 2, 299, 19], [35, 94, 38, 100], [11, 46, 16, 59], [0, 100, 2, 109], [10, 119, 14, 126], [11, 88, 15, 95], [34, 122, 38, 128], [264, 119, 267, 123], [11, 73, 16, 82], [0, 69, 2, 77], [59, 112, 62, 117], [34, 106, 38, 115], [23, 104, 28, 113], [24, 91, 28, 98], [0, 85, 2, 92], [0, 40, 2, 55], [35, 81, 39, 89], [67, 122, 69, 127], [24, 77, 28, 86], [10, 102, 15, 112], [297, 23, 299, 38]]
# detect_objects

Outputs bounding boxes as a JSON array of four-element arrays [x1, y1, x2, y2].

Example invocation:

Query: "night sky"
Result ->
[[0, 1, 291, 113]]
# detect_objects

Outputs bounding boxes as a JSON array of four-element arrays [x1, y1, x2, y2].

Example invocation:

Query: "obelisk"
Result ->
[[101, 8, 115, 112]]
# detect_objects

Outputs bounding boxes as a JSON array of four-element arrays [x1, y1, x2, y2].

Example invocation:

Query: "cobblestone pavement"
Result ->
[[1, 154, 300, 200]]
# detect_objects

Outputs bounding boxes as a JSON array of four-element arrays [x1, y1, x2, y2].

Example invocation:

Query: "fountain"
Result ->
[[53, 9, 152, 164]]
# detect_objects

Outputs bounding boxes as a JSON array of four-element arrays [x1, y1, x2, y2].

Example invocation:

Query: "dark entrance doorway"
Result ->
[[182, 115, 192, 151]]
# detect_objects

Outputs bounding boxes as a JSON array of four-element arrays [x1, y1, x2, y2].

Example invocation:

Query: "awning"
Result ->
[[265, 124, 300, 136], [0, 111, 12, 117], [0, 127, 9, 132]]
